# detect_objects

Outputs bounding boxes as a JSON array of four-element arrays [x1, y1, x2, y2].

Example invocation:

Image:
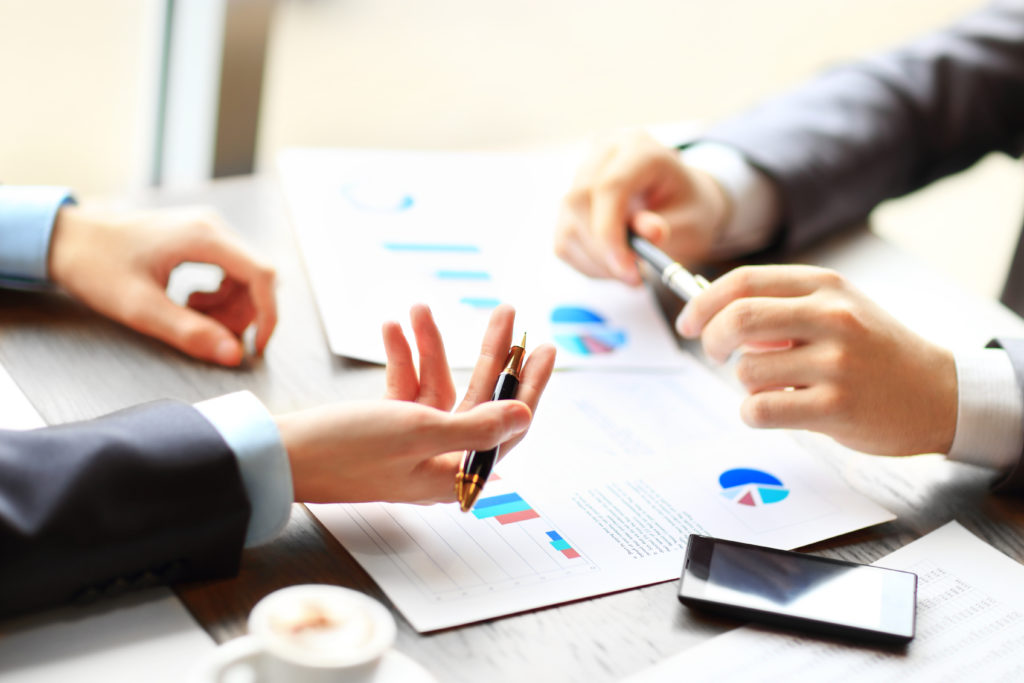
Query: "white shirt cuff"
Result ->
[[194, 391, 293, 546], [680, 143, 782, 259], [948, 349, 1024, 470]]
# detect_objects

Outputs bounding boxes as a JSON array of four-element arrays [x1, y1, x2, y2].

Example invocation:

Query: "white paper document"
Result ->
[[626, 521, 1024, 682], [0, 362, 216, 682], [310, 357, 894, 632], [278, 147, 687, 370]]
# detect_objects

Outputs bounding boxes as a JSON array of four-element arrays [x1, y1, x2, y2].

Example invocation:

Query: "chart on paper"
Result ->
[[310, 369, 896, 632], [329, 479, 597, 603], [278, 147, 687, 369]]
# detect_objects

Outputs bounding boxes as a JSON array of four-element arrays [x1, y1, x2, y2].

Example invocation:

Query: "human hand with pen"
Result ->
[[277, 303, 556, 505], [675, 265, 957, 456], [554, 128, 730, 285]]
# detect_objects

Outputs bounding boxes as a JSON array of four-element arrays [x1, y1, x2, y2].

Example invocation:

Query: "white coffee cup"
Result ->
[[199, 584, 397, 683]]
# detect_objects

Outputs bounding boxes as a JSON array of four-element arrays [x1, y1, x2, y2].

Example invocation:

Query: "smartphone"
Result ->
[[678, 534, 917, 645]]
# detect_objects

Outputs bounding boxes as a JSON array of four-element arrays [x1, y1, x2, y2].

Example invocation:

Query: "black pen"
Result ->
[[455, 333, 527, 512], [627, 230, 710, 301]]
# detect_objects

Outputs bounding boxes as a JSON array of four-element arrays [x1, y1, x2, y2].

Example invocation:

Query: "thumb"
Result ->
[[632, 210, 668, 244], [119, 286, 245, 366], [429, 401, 532, 453]]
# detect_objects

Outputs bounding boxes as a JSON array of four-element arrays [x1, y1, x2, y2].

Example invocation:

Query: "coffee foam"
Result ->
[[250, 585, 396, 667]]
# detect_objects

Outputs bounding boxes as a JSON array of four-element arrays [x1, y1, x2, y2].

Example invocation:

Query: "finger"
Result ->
[[121, 285, 244, 366], [409, 304, 456, 410], [188, 278, 256, 337], [458, 304, 516, 410], [382, 320, 419, 401], [495, 342, 557, 453], [740, 385, 839, 433], [554, 205, 616, 279], [556, 232, 616, 280], [176, 225, 278, 354], [734, 344, 821, 394], [701, 297, 819, 363], [186, 278, 238, 309], [591, 172, 641, 284], [677, 265, 840, 338], [422, 401, 532, 454], [631, 210, 667, 245]]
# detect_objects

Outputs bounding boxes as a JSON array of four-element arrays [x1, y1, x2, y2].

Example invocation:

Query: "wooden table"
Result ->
[[2, 175, 1023, 682]]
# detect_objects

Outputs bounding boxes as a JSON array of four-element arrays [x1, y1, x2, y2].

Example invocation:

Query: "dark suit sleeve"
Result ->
[[0, 400, 251, 618], [701, 0, 1024, 252], [986, 338, 1024, 495]]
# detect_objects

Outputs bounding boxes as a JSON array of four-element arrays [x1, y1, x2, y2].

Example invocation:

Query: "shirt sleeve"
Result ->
[[0, 185, 75, 285], [193, 391, 293, 546], [947, 348, 1024, 471], [680, 143, 783, 260]]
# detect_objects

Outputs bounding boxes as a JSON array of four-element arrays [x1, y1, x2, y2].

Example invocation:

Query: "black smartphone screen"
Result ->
[[678, 535, 917, 644]]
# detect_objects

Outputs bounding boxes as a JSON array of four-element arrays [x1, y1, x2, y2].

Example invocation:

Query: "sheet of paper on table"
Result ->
[[0, 362, 216, 683], [625, 521, 1024, 682], [310, 354, 895, 632], [278, 147, 688, 370]]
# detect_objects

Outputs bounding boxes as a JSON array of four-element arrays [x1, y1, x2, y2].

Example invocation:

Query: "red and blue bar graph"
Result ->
[[546, 531, 581, 559], [471, 492, 541, 525]]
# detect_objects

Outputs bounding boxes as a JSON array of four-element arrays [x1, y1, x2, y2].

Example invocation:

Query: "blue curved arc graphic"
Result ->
[[718, 468, 784, 489]]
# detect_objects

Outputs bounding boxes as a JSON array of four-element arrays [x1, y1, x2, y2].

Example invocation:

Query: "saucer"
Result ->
[[188, 644, 437, 682]]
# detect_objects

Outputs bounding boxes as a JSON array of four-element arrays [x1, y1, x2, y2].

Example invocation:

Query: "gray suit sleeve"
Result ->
[[702, 0, 1024, 252], [0, 400, 251, 617]]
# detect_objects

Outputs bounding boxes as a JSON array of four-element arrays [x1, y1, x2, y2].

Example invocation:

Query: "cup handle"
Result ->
[[199, 635, 264, 683]]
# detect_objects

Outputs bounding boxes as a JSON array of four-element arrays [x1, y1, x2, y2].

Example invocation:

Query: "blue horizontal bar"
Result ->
[[382, 242, 480, 253], [436, 270, 491, 280], [546, 530, 562, 541], [475, 492, 524, 509], [550, 539, 571, 551], [460, 297, 501, 309], [472, 500, 532, 519]]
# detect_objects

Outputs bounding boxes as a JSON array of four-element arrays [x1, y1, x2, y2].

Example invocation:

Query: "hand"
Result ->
[[279, 303, 557, 504], [676, 265, 957, 456], [47, 205, 277, 366], [554, 129, 730, 285]]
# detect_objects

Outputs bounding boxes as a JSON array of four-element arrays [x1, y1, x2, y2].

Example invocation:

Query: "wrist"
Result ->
[[923, 344, 958, 455], [47, 205, 86, 291], [686, 165, 732, 245]]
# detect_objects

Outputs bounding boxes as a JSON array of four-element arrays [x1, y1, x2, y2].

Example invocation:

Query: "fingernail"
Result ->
[[676, 314, 695, 338], [215, 339, 242, 366]]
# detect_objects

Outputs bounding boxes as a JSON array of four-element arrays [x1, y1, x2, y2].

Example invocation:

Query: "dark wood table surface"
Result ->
[[1, 175, 1022, 682]]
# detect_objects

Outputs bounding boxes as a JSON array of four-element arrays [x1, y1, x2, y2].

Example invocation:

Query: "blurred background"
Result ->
[[0, 0, 1018, 299]]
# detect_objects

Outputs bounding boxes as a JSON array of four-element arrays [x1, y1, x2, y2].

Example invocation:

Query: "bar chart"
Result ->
[[328, 484, 593, 605]]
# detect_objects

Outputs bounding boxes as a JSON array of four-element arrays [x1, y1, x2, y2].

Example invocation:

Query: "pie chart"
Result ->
[[340, 181, 414, 212], [719, 468, 790, 506], [550, 306, 627, 355]]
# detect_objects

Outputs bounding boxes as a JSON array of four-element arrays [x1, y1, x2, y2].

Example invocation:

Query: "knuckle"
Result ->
[[817, 385, 849, 417], [821, 300, 862, 334], [594, 171, 628, 196], [741, 396, 776, 428], [726, 266, 759, 298], [812, 267, 846, 289], [724, 300, 758, 339], [734, 355, 762, 389]]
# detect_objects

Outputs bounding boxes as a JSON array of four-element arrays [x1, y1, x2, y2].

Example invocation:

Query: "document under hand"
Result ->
[[309, 356, 895, 632], [278, 147, 688, 370]]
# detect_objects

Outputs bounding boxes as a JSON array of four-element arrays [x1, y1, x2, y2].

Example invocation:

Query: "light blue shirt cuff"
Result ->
[[194, 391, 293, 547], [0, 185, 76, 284]]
